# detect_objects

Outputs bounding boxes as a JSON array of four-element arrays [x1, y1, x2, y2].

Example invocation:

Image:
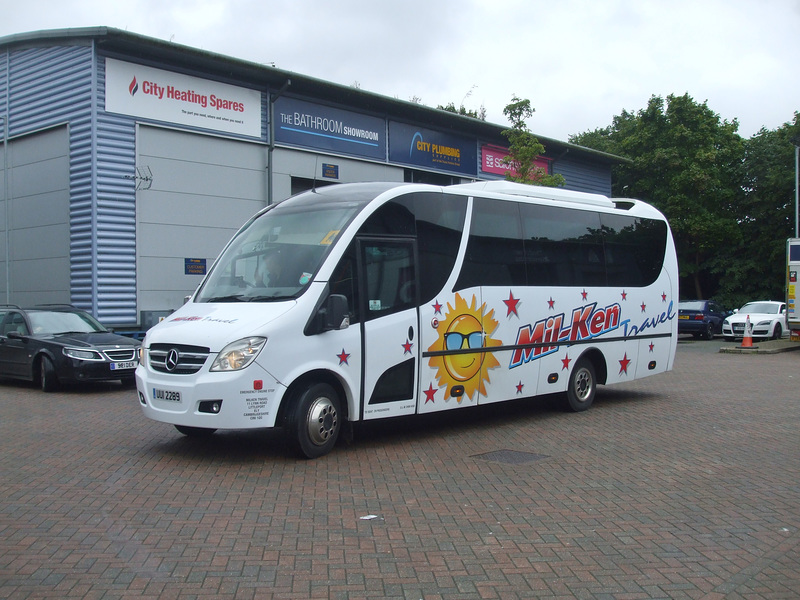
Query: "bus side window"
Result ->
[[455, 197, 525, 291], [521, 203, 604, 287], [407, 193, 467, 303]]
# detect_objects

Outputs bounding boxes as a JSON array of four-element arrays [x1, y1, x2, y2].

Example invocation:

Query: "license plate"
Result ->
[[110, 361, 138, 370], [678, 315, 689, 320], [152, 388, 181, 402]]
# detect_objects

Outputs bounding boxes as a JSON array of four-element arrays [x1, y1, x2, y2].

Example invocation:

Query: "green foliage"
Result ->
[[501, 96, 565, 187], [438, 102, 486, 120], [571, 94, 748, 302], [713, 114, 800, 308]]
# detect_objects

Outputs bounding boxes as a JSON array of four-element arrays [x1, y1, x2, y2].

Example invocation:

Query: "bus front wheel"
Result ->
[[566, 358, 596, 412], [285, 382, 342, 459]]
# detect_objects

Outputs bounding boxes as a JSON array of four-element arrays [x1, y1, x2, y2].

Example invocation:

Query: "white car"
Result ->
[[722, 301, 787, 341]]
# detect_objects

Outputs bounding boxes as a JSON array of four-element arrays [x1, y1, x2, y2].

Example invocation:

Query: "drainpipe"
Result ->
[[267, 79, 291, 206], [2, 49, 9, 303]]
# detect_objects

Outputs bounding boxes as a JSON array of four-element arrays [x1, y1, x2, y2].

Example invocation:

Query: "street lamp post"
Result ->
[[792, 135, 800, 239], [1, 115, 8, 304]]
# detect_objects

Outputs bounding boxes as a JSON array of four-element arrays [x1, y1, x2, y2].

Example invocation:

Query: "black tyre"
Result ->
[[174, 424, 217, 437], [565, 357, 596, 412], [772, 323, 783, 340], [702, 322, 714, 340], [284, 382, 342, 459], [40, 356, 59, 392]]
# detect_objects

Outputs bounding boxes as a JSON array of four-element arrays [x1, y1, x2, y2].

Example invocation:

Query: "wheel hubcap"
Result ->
[[307, 397, 338, 446], [574, 369, 591, 401]]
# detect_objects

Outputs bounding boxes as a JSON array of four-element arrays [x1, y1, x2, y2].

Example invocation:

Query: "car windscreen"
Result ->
[[196, 200, 362, 303], [679, 301, 706, 311], [28, 311, 106, 335], [739, 302, 780, 314]]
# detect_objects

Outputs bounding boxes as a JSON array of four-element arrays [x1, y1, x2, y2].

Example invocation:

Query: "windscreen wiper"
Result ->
[[205, 295, 246, 302]]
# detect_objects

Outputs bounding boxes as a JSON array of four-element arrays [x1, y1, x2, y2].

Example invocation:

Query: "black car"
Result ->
[[0, 305, 140, 391], [677, 300, 729, 340]]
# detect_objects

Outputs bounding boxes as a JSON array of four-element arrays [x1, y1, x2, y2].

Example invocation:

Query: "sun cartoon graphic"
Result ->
[[427, 293, 502, 401]]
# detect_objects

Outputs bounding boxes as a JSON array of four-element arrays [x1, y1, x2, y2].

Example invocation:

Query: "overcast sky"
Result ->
[[3, 0, 799, 142]]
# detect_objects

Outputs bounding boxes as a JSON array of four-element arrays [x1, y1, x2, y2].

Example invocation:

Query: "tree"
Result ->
[[571, 94, 744, 301], [713, 113, 800, 307], [437, 101, 486, 120], [501, 96, 564, 187]]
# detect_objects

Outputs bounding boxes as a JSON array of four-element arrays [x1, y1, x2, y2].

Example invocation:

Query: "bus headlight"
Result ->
[[210, 337, 267, 372]]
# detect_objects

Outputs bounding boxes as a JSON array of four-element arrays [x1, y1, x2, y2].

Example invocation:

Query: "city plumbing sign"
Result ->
[[105, 58, 263, 138], [389, 122, 477, 176], [274, 97, 386, 160]]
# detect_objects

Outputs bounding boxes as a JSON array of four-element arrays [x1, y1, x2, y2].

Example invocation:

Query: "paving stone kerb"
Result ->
[[1, 343, 799, 599]]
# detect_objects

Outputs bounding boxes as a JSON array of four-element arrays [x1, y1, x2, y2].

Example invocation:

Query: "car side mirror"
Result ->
[[7, 331, 26, 341]]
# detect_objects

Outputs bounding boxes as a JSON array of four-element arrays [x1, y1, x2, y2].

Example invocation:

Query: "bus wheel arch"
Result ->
[[280, 371, 349, 459]]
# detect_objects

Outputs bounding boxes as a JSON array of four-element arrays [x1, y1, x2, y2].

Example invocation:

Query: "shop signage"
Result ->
[[274, 97, 385, 160], [481, 144, 552, 177], [388, 122, 477, 176], [184, 258, 207, 276], [322, 163, 339, 179], [105, 58, 262, 138]]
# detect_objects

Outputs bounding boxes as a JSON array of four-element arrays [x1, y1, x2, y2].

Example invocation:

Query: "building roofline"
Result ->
[[0, 26, 627, 165]]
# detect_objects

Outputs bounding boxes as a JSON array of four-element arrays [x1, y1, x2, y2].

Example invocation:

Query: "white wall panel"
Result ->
[[136, 125, 267, 313]]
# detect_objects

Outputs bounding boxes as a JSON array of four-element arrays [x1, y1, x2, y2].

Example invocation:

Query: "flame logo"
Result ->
[[129, 76, 139, 97]]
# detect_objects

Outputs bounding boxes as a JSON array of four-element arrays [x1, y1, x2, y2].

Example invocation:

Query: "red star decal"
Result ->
[[424, 383, 437, 403], [336, 349, 350, 365], [432, 300, 443, 315], [504, 291, 520, 317], [649, 342, 655, 353], [581, 289, 588, 300], [662, 292, 667, 302], [402, 339, 413, 354], [516, 381, 524, 394], [561, 355, 572, 370], [620, 290, 627, 301], [619, 352, 631, 375], [640, 302, 647, 312], [547, 297, 555, 309]]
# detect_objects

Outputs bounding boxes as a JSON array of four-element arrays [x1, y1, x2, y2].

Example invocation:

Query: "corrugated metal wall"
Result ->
[[3, 44, 138, 324], [553, 155, 613, 196], [91, 58, 137, 324]]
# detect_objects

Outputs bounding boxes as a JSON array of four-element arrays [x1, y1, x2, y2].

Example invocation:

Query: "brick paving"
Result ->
[[1, 340, 799, 599]]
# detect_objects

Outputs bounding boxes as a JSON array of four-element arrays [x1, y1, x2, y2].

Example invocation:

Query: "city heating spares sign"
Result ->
[[105, 58, 262, 138]]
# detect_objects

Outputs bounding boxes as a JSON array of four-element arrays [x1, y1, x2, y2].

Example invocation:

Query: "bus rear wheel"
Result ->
[[285, 382, 341, 459], [565, 357, 596, 412]]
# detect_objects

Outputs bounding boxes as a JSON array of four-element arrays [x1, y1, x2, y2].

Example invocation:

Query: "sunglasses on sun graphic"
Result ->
[[444, 331, 485, 351]]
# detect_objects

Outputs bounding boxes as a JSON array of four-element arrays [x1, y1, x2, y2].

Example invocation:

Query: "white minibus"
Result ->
[[136, 181, 678, 458]]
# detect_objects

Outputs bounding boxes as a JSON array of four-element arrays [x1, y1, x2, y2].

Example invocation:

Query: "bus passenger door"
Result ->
[[358, 238, 419, 420]]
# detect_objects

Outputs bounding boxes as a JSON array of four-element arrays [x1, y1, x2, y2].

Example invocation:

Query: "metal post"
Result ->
[[267, 79, 291, 206], [791, 135, 800, 239], [1, 115, 8, 304], [795, 143, 799, 239]]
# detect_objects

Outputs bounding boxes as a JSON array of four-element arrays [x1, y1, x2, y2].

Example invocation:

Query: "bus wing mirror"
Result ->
[[325, 294, 350, 331]]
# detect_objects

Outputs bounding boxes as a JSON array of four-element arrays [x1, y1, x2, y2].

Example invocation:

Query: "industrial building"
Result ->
[[0, 27, 620, 328]]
